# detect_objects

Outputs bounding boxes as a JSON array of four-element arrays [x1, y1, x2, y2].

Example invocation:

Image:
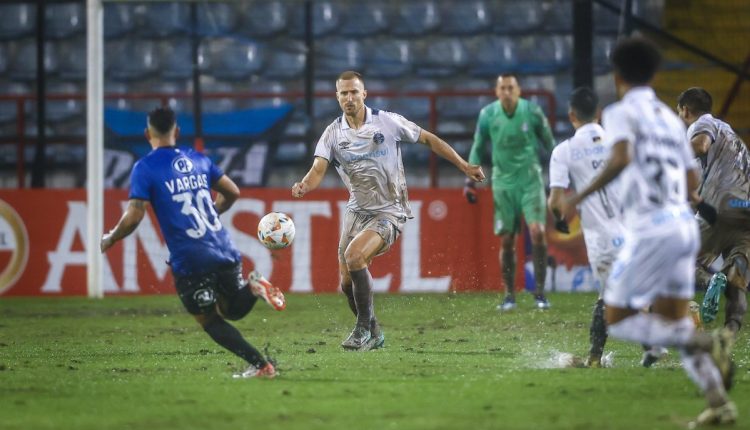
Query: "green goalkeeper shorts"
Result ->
[[492, 179, 547, 235]]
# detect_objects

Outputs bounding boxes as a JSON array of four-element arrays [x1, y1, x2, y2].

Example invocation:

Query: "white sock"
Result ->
[[608, 314, 694, 348], [680, 349, 726, 395]]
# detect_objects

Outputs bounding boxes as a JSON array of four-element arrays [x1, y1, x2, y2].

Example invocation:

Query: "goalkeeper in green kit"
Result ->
[[464, 74, 556, 311]]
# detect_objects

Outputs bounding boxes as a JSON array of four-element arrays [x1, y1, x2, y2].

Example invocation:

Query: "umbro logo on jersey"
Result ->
[[338, 141, 350, 149], [172, 156, 195, 174]]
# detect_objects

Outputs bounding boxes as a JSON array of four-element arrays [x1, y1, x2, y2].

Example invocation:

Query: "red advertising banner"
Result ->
[[0, 189, 592, 296]]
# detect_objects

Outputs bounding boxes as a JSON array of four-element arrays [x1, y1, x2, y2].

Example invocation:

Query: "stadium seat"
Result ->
[[141, 80, 190, 113], [159, 39, 197, 81], [517, 35, 571, 74], [106, 39, 159, 81], [45, 3, 85, 39], [468, 35, 519, 77], [541, 0, 573, 33], [201, 80, 238, 113], [197, 2, 238, 37], [263, 40, 306, 81], [390, 1, 440, 37], [289, 1, 339, 39], [437, 79, 492, 120], [104, 81, 132, 110], [492, 0, 542, 34], [594, 72, 617, 107], [57, 38, 87, 81], [339, 3, 389, 37], [390, 79, 439, 121], [0, 44, 8, 76], [7, 39, 59, 82], [204, 37, 265, 81], [633, 0, 665, 26], [315, 38, 364, 79], [364, 39, 413, 79], [313, 79, 338, 119], [103, 3, 135, 39], [553, 74, 573, 118], [435, 119, 472, 136], [247, 79, 289, 108], [593, 2, 619, 34], [593, 36, 616, 73], [141, 2, 189, 38], [0, 4, 36, 40], [0, 81, 29, 124], [46, 82, 84, 123], [415, 37, 469, 78], [363, 79, 390, 112], [440, 1, 491, 35], [240, 1, 288, 38], [273, 141, 307, 165]]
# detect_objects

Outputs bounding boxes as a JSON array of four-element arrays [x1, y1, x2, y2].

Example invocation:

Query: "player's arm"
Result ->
[[533, 104, 556, 153], [212, 175, 240, 215], [100, 199, 148, 252], [687, 166, 717, 224], [565, 140, 629, 210], [292, 156, 329, 198], [417, 129, 485, 182], [548, 187, 571, 234], [690, 133, 712, 157]]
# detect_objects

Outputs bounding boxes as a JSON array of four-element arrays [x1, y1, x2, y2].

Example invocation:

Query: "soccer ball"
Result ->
[[257, 212, 295, 250]]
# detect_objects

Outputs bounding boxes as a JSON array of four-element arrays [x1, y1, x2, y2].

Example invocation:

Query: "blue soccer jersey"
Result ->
[[129, 146, 240, 277]]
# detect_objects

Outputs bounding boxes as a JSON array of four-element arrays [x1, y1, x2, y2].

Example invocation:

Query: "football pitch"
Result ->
[[1, 293, 748, 430]]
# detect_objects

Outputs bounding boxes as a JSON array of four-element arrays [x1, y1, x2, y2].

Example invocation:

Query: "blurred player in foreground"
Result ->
[[465, 74, 556, 311], [561, 38, 736, 426], [677, 87, 750, 335], [292, 71, 484, 351], [101, 107, 285, 379], [548, 87, 624, 368]]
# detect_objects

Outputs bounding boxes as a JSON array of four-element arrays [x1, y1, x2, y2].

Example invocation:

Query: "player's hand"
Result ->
[[292, 181, 309, 198], [554, 217, 570, 234], [696, 200, 718, 225], [463, 179, 477, 204], [100, 232, 115, 253], [559, 194, 578, 218], [464, 164, 485, 182]]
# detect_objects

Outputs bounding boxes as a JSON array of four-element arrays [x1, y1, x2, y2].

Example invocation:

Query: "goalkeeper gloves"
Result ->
[[463, 179, 477, 204], [696, 201, 717, 225]]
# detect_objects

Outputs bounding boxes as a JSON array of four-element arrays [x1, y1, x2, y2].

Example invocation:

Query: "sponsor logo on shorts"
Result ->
[[193, 288, 215, 308], [728, 199, 750, 209]]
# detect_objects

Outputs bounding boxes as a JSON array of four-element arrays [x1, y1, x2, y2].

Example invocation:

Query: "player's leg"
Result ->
[[494, 186, 518, 310], [521, 179, 549, 308], [722, 251, 749, 334], [696, 220, 724, 324], [214, 263, 258, 320], [338, 213, 358, 317]]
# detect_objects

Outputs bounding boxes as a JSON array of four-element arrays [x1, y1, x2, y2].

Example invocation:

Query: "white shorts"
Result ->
[[604, 217, 699, 310], [584, 229, 624, 292]]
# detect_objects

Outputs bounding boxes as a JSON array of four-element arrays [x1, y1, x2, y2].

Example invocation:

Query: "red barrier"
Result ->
[[0, 189, 589, 296]]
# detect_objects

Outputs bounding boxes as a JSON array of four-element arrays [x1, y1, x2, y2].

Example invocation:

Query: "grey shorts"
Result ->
[[338, 209, 406, 261]]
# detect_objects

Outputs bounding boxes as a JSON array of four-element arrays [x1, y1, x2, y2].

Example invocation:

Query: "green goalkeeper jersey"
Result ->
[[468, 98, 555, 185]]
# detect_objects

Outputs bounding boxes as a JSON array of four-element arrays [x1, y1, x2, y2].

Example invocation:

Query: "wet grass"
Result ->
[[1, 293, 748, 430]]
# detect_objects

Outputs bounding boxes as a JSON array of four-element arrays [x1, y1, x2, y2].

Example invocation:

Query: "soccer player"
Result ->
[[464, 74, 556, 311], [292, 70, 485, 351], [677, 87, 749, 335], [561, 37, 736, 425], [100, 107, 285, 379], [548, 87, 624, 368]]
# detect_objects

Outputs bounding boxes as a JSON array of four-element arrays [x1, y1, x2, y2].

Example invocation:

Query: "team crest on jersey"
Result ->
[[172, 156, 194, 174], [522, 122, 529, 132], [373, 132, 385, 145]]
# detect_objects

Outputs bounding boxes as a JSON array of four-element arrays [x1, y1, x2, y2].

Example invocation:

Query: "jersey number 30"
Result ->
[[173, 189, 222, 238]]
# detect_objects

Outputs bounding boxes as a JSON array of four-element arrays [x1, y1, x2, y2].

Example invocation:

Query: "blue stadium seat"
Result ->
[[197, 2, 238, 37], [57, 38, 86, 81], [468, 36, 519, 77], [46, 82, 84, 123], [436, 119, 472, 136], [247, 79, 289, 108], [313, 80, 338, 119], [594, 2, 620, 34], [262, 40, 306, 81], [363, 79, 390, 112], [204, 37, 265, 81], [517, 35, 571, 74], [159, 39, 196, 81], [633, 0, 665, 26], [201, 80, 238, 113], [105, 39, 159, 81], [8, 39, 59, 82], [415, 38, 468, 78], [390, 79, 439, 121], [141, 2, 189, 38], [45, 3, 85, 39], [492, 0, 542, 34], [364, 39, 413, 79], [594, 72, 617, 107], [339, 3, 388, 37], [541, 0, 573, 33], [593, 36, 616, 73], [289, 1, 339, 39], [274, 141, 307, 165], [240, 1, 288, 38], [390, 1, 440, 37], [0, 4, 35, 40], [315, 38, 364, 79], [0, 44, 7, 75], [104, 81, 132, 110], [0, 81, 29, 124], [141, 80, 190, 113], [553, 74, 573, 118], [437, 79, 492, 120], [104, 3, 135, 39], [440, 1, 491, 35]]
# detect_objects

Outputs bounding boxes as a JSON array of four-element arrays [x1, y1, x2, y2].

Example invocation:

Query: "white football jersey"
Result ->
[[549, 123, 625, 261], [601, 87, 697, 230], [314, 106, 422, 218]]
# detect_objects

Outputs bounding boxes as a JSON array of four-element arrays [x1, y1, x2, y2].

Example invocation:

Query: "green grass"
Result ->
[[1, 293, 748, 430]]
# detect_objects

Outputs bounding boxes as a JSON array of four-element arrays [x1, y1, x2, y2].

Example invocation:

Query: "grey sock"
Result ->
[[350, 267, 373, 329]]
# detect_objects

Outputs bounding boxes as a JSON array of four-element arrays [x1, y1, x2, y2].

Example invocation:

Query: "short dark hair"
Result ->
[[677, 87, 712, 115], [569, 87, 598, 122], [147, 106, 176, 135], [337, 70, 365, 87], [611, 37, 661, 85]]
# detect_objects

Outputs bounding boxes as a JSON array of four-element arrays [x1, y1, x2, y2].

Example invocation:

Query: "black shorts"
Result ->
[[174, 263, 245, 315]]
